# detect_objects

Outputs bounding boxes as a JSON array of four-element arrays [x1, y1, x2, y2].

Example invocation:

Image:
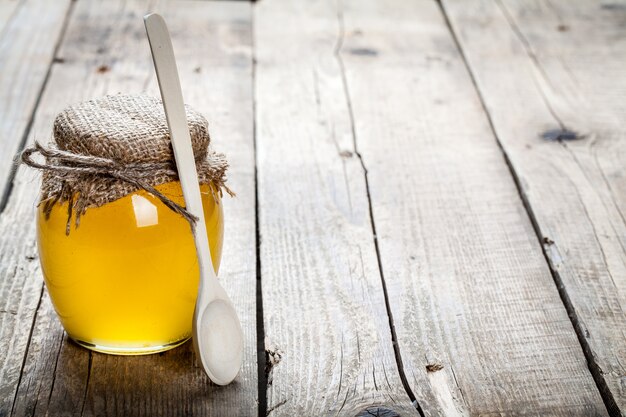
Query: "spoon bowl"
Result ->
[[193, 299, 244, 385]]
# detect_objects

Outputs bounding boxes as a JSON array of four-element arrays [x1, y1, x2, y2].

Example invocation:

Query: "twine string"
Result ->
[[22, 142, 199, 234]]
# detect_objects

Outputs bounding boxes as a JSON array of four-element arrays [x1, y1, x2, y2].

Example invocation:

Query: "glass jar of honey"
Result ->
[[22, 95, 231, 355]]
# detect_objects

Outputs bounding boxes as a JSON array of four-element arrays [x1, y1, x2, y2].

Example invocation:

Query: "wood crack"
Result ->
[[337, 334, 344, 398], [563, 167, 626, 320], [589, 139, 626, 255], [266, 399, 287, 415], [252, 3, 267, 415], [334, 1, 422, 415], [45, 334, 66, 409], [494, 0, 561, 122], [78, 352, 92, 417], [449, 365, 468, 412]]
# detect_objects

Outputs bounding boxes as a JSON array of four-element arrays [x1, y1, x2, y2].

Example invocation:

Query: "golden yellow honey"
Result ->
[[37, 181, 223, 354]]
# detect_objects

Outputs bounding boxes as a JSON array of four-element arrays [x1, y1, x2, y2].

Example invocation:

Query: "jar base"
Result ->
[[70, 336, 190, 355]]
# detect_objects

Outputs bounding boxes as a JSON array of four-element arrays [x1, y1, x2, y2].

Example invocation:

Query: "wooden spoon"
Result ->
[[144, 12, 243, 385]]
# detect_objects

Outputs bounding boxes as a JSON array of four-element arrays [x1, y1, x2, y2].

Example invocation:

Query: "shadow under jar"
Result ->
[[25, 95, 230, 355]]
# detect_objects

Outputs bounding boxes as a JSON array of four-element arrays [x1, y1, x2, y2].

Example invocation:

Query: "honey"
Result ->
[[37, 181, 223, 354]]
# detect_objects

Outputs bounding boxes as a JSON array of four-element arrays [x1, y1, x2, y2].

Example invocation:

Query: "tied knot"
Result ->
[[19, 95, 232, 235], [22, 142, 202, 234]]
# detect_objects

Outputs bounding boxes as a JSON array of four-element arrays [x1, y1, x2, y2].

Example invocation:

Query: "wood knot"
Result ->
[[339, 150, 353, 158], [426, 363, 444, 372], [348, 47, 378, 56], [601, 3, 626, 10], [356, 406, 400, 417], [557, 24, 569, 32], [540, 129, 581, 141]]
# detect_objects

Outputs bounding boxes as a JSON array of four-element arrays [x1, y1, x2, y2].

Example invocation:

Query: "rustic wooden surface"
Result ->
[[442, 0, 626, 414], [339, 0, 607, 415], [0, 0, 623, 416]]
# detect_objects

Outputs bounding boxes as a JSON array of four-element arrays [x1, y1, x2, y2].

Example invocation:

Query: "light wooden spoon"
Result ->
[[144, 12, 243, 386]]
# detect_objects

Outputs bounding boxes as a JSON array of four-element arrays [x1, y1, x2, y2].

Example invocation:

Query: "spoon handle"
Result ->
[[144, 13, 217, 289], [145, 14, 243, 386]]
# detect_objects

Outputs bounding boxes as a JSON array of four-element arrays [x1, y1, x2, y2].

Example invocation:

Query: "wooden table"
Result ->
[[0, 0, 624, 415]]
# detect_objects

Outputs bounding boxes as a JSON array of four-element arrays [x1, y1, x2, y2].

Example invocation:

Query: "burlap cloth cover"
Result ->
[[21, 94, 232, 234]]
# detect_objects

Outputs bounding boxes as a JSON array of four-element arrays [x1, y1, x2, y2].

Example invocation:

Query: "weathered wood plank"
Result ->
[[0, 0, 72, 206], [442, 1, 626, 414], [254, 0, 417, 415], [4, 1, 256, 416], [0, 0, 22, 31], [0, 2, 72, 411], [339, 0, 608, 415]]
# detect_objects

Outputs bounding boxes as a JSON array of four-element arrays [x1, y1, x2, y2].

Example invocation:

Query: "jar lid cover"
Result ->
[[21, 94, 231, 234], [53, 94, 210, 163]]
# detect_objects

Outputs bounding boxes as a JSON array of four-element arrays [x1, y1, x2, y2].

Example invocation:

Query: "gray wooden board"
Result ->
[[3, 0, 257, 416], [0, 0, 22, 31], [254, 0, 418, 415], [442, 0, 626, 414], [339, 0, 608, 415], [0, 0, 622, 416], [0, 0, 72, 205]]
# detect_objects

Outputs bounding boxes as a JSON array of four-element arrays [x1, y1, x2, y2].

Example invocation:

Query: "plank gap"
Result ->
[[335, 1, 422, 415], [493, 0, 566, 132], [252, 4, 267, 414], [0, 0, 76, 214], [437, 0, 617, 415]]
